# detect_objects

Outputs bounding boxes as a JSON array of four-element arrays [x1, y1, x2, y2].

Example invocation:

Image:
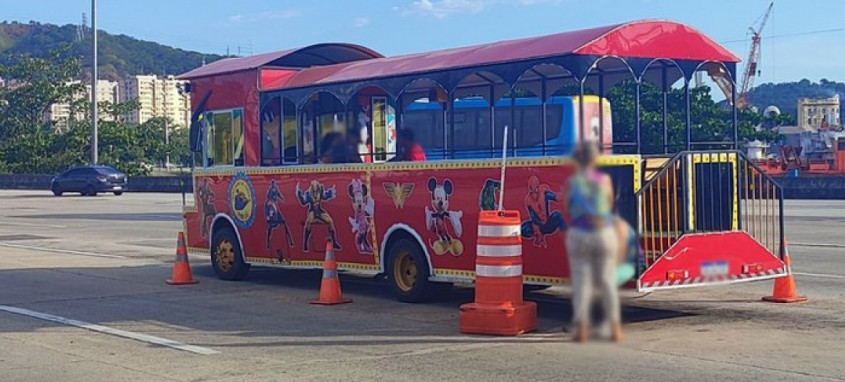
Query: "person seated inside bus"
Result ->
[[343, 129, 364, 164], [390, 129, 426, 162], [320, 131, 364, 164], [319, 132, 345, 164]]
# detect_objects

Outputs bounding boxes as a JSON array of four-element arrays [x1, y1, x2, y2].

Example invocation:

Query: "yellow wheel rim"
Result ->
[[392, 250, 418, 293], [215, 239, 235, 272]]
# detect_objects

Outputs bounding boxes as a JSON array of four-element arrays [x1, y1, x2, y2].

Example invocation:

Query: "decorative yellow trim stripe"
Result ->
[[243, 257, 380, 271], [433, 268, 568, 285], [193, 155, 641, 178]]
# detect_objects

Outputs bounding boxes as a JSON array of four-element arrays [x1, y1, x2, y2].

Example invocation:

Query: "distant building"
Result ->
[[797, 94, 840, 131], [119, 75, 191, 128], [44, 80, 119, 128]]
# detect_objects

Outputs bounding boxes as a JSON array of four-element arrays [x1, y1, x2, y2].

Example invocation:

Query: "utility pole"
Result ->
[[90, 0, 99, 164]]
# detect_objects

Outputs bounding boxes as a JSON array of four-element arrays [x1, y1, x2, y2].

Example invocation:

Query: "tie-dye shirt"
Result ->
[[567, 169, 613, 230]]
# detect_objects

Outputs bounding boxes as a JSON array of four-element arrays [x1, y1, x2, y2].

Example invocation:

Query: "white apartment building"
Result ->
[[45, 80, 119, 128], [120, 75, 191, 128]]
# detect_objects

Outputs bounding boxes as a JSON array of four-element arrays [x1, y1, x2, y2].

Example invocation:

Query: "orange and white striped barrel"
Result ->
[[475, 210, 524, 306]]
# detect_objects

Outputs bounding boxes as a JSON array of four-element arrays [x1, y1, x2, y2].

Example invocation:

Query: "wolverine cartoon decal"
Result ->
[[197, 178, 216, 238], [383, 182, 414, 209], [425, 178, 464, 256], [347, 179, 374, 254], [478, 179, 501, 211], [521, 175, 565, 248], [296, 180, 340, 252], [265, 180, 294, 261]]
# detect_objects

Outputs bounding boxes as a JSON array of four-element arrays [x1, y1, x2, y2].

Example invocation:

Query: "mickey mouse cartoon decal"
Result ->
[[425, 177, 464, 256]]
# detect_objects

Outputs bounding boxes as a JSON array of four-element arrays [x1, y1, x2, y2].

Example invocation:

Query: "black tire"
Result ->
[[113, 191, 123, 196], [210, 225, 250, 281], [83, 184, 96, 196], [51, 185, 63, 196], [387, 237, 444, 303]]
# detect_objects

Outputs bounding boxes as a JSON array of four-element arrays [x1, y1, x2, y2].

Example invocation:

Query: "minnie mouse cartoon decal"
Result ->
[[347, 178, 374, 254], [425, 177, 464, 256]]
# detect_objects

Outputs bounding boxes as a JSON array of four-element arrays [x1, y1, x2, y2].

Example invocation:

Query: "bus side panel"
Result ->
[[192, 170, 378, 269], [372, 162, 578, 282], [183, 208, 207, 252]]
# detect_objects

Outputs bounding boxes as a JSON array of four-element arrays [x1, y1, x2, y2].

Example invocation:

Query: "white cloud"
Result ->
[[228, 9, 302, 24], [405, 0, 485, 19], [400, 0, 559, 18], [354, 17, 370, 28]]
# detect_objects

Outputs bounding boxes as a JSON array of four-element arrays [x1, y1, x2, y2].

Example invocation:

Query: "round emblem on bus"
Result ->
[[228, 173, 256, 229]]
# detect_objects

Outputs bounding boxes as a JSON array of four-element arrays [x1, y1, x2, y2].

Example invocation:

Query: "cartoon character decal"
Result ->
[[197, 178, 216, 238], [296, 180, 340, 252], [383, 182, 414, 209], [425, 178, 464, 256], [521, 175, 565, 248], [228, 173, 256, 229], [347, 179, 374, 254], [265, 180, 294, 261], [478, 179, 501, 211]]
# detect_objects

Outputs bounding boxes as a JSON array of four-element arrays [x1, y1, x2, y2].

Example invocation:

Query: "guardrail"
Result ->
[[636, 151, 786, 273]]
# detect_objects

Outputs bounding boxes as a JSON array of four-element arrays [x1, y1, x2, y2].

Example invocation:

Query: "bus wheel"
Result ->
[[210, 226, 250, 281], [388, 238, 439, 303]]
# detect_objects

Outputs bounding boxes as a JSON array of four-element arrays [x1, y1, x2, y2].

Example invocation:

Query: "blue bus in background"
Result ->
[[403, 95, 612, 159]]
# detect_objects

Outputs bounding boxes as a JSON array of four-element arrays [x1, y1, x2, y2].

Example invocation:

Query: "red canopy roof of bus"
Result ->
[[179, 43, 384, 80], [261, 20, 738, 91]]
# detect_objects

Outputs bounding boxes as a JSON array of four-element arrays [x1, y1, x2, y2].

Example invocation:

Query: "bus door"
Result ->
[[371, 96, 396, 162]]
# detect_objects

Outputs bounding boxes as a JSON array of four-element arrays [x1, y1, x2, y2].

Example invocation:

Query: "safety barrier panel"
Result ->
[[636, 151, 787, 291]]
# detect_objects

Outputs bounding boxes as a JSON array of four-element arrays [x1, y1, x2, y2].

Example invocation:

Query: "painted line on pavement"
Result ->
[[0, 221, 67, 229], [794, 272, 845, 280], [0, 242, 127, 259], [0, 305, 219, 355], [790, 242, 845, 249]]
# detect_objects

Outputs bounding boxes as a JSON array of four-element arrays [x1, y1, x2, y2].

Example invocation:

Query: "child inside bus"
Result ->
[[391, 129, 426, 162]]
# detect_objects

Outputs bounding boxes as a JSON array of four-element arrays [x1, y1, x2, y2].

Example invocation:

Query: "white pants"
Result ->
[[566, 226, 621, 325]]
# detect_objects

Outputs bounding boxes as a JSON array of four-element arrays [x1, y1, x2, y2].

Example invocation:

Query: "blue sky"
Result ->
[[3, 0, 844, 84]]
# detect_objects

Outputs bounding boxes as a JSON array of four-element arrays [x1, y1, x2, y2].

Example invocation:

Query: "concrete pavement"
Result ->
[[0, 190, 843, 381]]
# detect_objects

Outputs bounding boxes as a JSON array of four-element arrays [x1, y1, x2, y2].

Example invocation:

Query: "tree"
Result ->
[[0, 48, 190, 176], [606, 81, 776, 154]]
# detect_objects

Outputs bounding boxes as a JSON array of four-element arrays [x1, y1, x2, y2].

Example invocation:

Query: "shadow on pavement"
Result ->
[[0, 263, 693, 349]]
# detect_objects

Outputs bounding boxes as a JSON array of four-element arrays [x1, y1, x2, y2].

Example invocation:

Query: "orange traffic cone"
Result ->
[[166, 232, 199, 285], [311, 240, 351, 305], [763, 240, 807, 303]]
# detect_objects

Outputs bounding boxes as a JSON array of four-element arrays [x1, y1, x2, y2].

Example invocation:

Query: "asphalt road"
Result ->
[[0, 190, 843, 382]]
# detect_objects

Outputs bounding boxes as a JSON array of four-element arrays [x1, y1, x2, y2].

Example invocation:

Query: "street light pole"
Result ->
[[90, 0, 99, 165]]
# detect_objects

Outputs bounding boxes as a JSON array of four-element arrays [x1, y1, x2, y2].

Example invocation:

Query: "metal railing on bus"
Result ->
[[635, 150, 786, 274]]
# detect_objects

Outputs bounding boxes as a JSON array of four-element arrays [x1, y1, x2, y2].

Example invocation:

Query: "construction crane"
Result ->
[[737, 2, 774, 109], [708, 2, 773, 109]]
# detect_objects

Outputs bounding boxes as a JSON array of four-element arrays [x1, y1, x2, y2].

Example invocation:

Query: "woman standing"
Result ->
[[563, 142, 623, 342]]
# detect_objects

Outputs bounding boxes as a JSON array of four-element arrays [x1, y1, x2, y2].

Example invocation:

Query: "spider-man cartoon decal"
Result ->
[[520, 175, 565, 248]]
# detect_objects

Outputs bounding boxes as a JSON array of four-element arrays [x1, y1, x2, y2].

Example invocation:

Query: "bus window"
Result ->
[[403, 104, 444, 153], [282, 99, 298, 164], [452, 108, 491, 155], [372, 97, 387, 161], [301, 110, 315, 164], [545, 104, 563, 144], [233, 109, 244, 166], [493, 108, 512, 148], [260, 97, 282, 166], [204, 109, 243, 167]]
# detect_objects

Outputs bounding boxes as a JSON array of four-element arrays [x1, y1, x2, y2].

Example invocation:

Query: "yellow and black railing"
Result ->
[[636, 151, 785, 273]]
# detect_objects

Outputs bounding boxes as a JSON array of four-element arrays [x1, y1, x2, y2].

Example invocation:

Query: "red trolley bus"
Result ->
[[180, 21, 789, 302]]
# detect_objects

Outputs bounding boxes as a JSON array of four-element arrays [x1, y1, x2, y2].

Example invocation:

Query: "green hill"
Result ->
[[0, 21, 225, 80], [747, 79, 845, 119]]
